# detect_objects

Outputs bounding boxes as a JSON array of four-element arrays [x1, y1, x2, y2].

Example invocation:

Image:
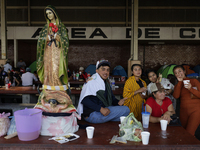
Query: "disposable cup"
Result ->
[[183, 80, 190, 85], [120, 116, 126, 123], [121, 76, 125, 82], [86, 126, 95, 139], [160, 120, 168, 131], [5, 84, 8, 89], [142, 112, 150, 128], [142, 91, 146, 96], [141, 131, 150, 145]]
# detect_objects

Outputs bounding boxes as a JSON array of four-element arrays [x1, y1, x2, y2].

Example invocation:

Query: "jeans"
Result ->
[[85, 106, 130, 124]]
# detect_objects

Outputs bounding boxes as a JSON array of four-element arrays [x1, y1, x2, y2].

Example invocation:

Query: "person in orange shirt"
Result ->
[[173, 65, 200, 136]]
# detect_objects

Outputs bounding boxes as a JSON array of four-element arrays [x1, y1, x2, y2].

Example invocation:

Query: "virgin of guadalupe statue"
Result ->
[[34, 5, 76, 113]]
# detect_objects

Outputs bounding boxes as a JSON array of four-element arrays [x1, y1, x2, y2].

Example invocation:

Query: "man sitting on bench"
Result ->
[[21, 68, 38, 86], [77, 59, 130, 123]]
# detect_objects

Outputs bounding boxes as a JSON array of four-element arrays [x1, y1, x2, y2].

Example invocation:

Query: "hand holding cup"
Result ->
[[183, 80, 191, 90]]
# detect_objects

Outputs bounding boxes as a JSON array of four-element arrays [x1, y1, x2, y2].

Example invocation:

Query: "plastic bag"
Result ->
[[119, 112, 143, 142], [110, 135, 127, 144], [7, 116, 17, 135], [0, 112, 10, 137]]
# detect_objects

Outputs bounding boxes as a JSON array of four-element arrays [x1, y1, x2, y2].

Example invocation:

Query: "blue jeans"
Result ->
[[85, 106, 130, 124]]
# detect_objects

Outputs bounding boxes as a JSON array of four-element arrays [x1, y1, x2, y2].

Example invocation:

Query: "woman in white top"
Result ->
[[147, 70, 176, 110]]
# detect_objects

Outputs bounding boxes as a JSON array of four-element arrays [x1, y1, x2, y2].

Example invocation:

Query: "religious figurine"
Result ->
[[34, 5, 76, 113]]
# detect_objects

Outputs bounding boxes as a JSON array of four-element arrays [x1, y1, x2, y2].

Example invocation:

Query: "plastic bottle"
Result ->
[[87, 71, 91, 79], [12, 77, 15, 87], [5, 76, 9, 84], [108, 77, 112, 87], [76, 72, 79, 80], [8, 81, 11, 88], [111, 77, 115, 90], [73, 71, 76, 80]]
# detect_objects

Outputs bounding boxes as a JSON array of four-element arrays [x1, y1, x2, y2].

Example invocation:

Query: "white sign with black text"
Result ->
[[2, 27, 200, 40]]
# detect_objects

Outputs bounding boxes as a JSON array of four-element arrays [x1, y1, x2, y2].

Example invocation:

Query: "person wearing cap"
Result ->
[[21, 68, 38, 86], [123, 64, 147, 121], [79, 67, 87, 80], [173, 65, 200, 136], [146, 70, 176, 110], [4, 60, 12, 73], [77, 59, 130, 123], [146, 83, 175, 123]]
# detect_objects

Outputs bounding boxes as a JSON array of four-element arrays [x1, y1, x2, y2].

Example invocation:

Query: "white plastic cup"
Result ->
[[141, 131, 150, 145], [120, 116, 126, 123], [183, 80, 190, 88], [160, 120, 168, 131], [5, 84, 8, 89], [86, 126, 95, 139], [142, 112, 150, 128], [142, 91, 146, 96]]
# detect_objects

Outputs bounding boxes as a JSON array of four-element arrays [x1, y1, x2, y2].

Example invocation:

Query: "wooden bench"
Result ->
[[0, 86, 123, 106], [0, 86, 39, 103]]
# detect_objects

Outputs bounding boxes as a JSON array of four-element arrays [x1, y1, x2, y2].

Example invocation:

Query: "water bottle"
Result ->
[[73, 71, 76, 80], [76, 72, 79, 80], [87, 71, 91, 79], [111, 77, 115, 90], [109, 77, 112, 87], [5, 76, 9, 84], [12, 77, 15, 87]]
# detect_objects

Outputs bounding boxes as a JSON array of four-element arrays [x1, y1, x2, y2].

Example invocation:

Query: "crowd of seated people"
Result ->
[[75, 61, 199, 140], [0, 60, 41, 87]]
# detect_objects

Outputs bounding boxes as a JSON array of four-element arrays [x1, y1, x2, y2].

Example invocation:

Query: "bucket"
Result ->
[[14, 108, 42, 141]]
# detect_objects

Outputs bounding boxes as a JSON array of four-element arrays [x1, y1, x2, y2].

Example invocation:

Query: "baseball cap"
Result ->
[[96, 59, 110, 69], [79, 67, 84, 71], [26, 67, 31, 72], [150, 83, 165, 93]]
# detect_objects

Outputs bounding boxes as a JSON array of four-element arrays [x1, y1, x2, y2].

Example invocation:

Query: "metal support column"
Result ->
[[1, 0, 7, 59], [14, 39, 18, 67], [128, 0, 141, 77], [133, 0, 138, 60]]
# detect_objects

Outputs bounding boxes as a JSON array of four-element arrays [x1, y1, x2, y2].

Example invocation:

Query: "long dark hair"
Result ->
[[45, 8, 57, 21], [146, 70, 157, 79], [173, 65, 185, 73], [8, 72, 14, 84]]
